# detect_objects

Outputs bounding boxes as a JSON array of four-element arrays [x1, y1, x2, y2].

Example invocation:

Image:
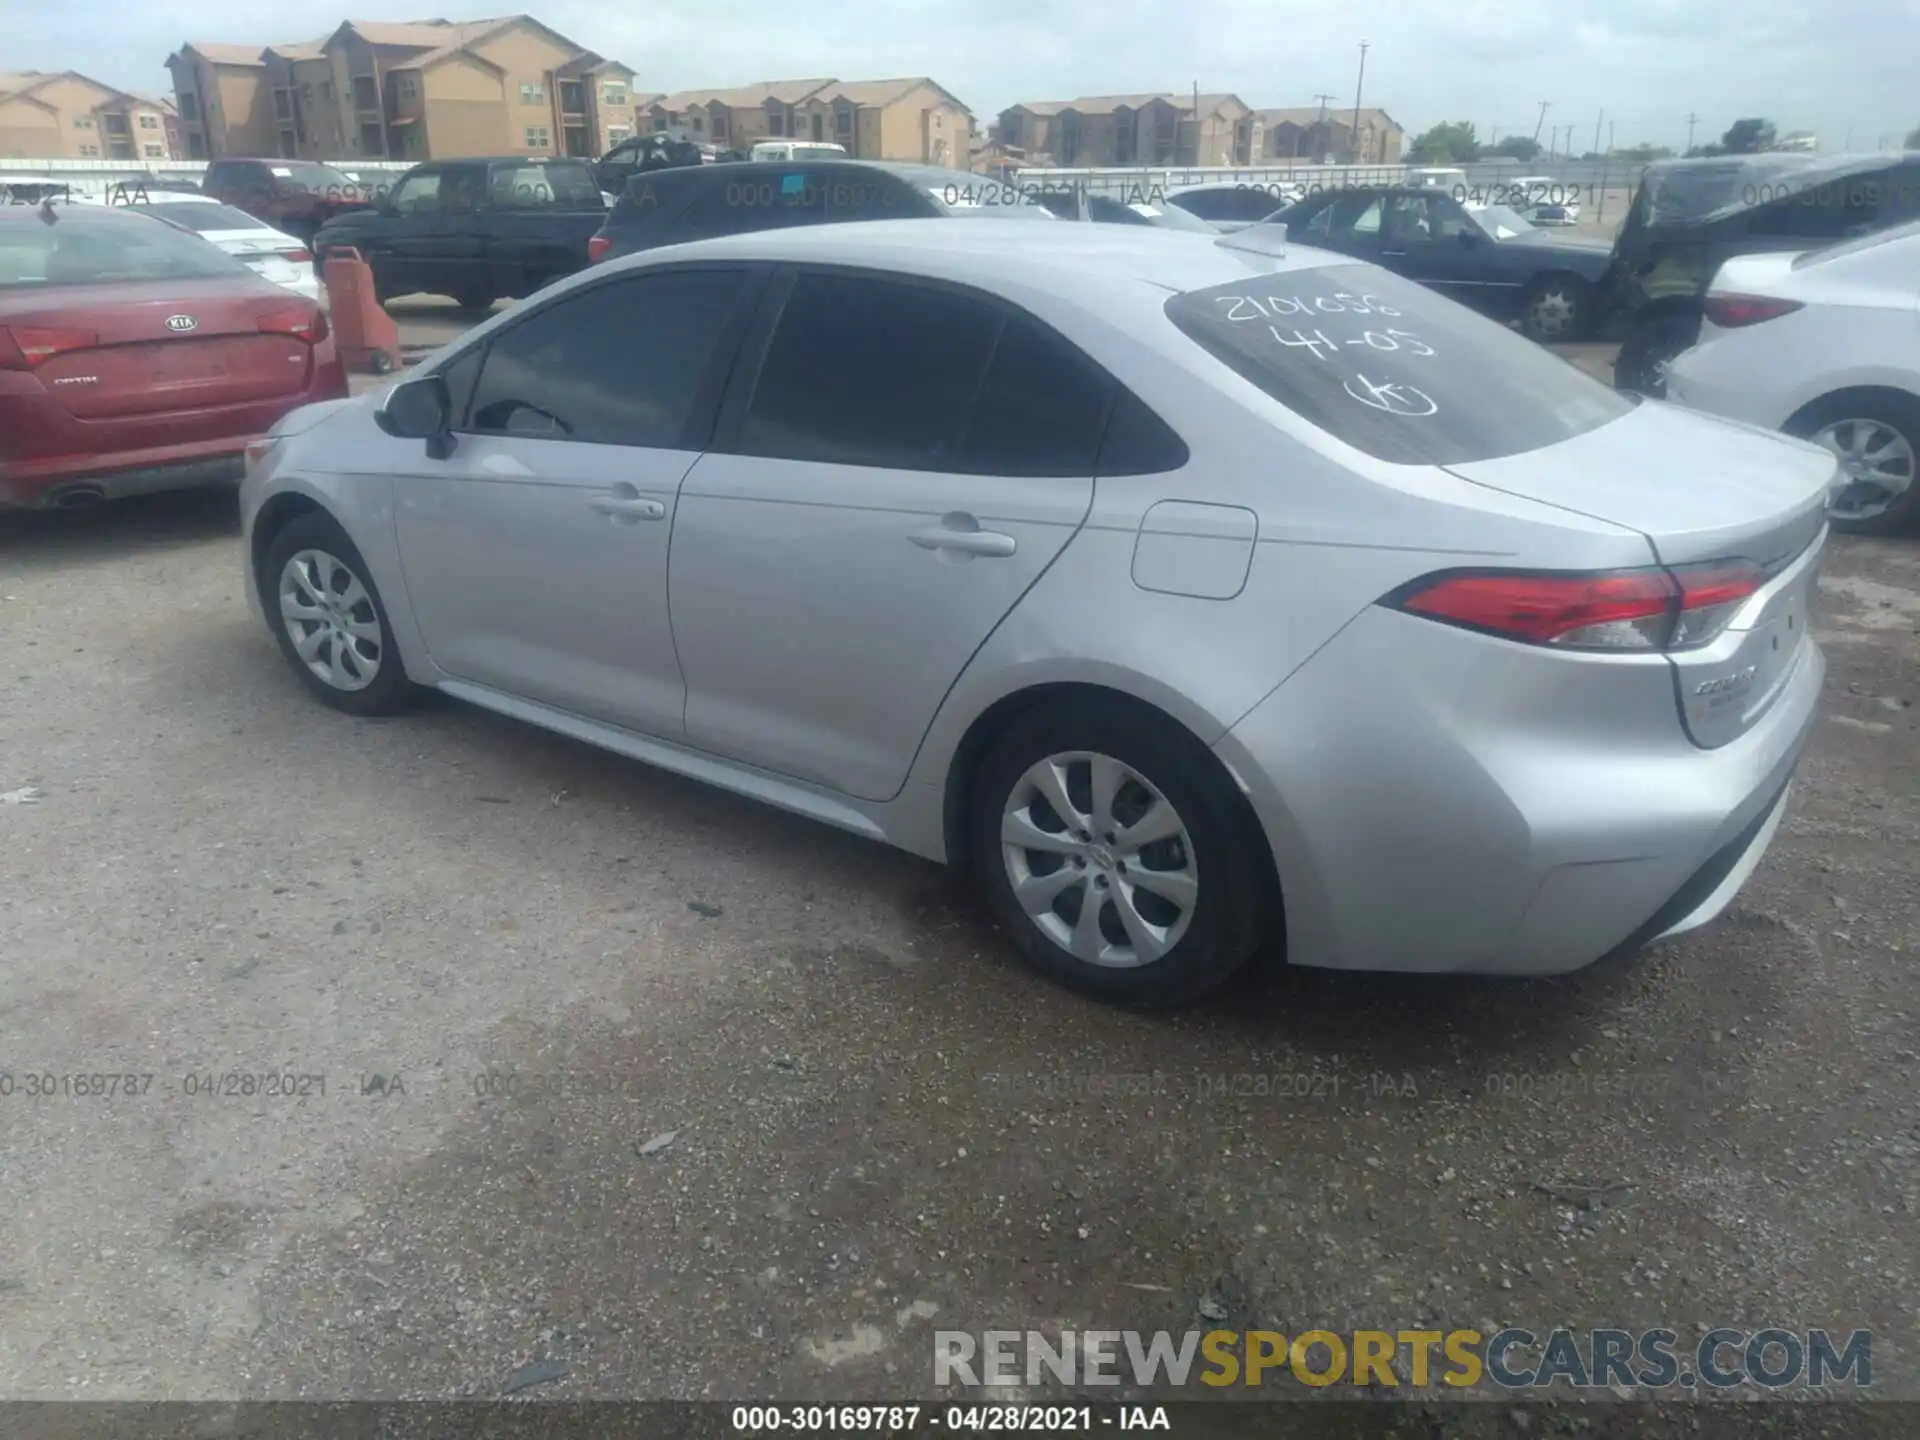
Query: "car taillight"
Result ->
[[588, 234, 612, 264], [1703, 293, 1803, 328], [257, 307, 329, 344], [0, 324, 98, 370], [1389, 561, 1764, 652]]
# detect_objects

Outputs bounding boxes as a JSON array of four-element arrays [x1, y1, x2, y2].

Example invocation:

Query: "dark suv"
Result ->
[[201, 158, 373, 245], [588, 161, 1051, 262], [1608, 152, 1920, 393]]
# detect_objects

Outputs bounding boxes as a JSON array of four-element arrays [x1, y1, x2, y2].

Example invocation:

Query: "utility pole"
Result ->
[[1350, 41, 1370, 164], [1685, 112, 1699, 153], [1608, 120, 1615, 154], [1593, 109, 1604, 156], [1532, 100, 1551, 146], [1564, 124, 1577, 157]]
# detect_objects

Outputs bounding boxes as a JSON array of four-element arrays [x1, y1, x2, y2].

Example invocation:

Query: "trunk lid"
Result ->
[[1444, 401, 1833, 749], [4, 278, 315, 419], [1441, 399, 1833, 570]]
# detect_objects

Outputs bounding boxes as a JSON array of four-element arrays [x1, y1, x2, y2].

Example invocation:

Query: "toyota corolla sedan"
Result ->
[[239, 222, 1832, 1008]]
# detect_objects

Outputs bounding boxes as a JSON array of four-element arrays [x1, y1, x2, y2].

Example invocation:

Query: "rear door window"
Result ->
[[737, 271, 999, 470], [1164, 264, 1631, 465]]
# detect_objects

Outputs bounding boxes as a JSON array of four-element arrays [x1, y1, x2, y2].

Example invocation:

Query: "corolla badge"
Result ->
[[164, 314, 198, 332], [1694, 665, 1757, 698]]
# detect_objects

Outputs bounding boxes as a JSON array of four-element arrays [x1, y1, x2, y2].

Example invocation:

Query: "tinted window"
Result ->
[[434, 344, 486, 428], [823, 173, 924, 222], [1172, 189, 1237, 221], [741, 272, 1000, 470], [465, 268, 752, 447], [956, 313, 1114, 476], [127, 201, 262, 233], [1747, 181, 1883, 241], [1097, 392, 1189, 476], [388, 169, 443, 215], [1164, 264, 1632, 465], [0, 212, 250, 289], [681, 172, 827, 237], [488, 160, 601, 208]]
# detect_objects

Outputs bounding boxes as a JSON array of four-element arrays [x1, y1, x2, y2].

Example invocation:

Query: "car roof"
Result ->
[[421, 154, 594, 165], [0, 203, 166, 226], [611, 217, 1346, 292], [110, 190, 217, 205]]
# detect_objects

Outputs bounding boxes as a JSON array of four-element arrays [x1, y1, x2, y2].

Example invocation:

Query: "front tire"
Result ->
[[1786, 392, 1920, 536], [262, 512, 421, 716], [1521, 275, 1592, 342], [451, 287, 495, 315], [968, 700, 1267, 1009]]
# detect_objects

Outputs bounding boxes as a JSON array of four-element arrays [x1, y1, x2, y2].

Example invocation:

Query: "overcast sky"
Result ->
[[16, 0, 1917, 154]]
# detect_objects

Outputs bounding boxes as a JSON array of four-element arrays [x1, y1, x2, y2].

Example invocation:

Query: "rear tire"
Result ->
[[1614, 313, 1700, 397], [451, 287, 495, 315], [968, 699, 1267, 1009], [262, 512, 422, 717], [1785, 391, 1920, 536]]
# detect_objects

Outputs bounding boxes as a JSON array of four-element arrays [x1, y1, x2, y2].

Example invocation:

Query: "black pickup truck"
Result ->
[[313, 156, 606, 311]]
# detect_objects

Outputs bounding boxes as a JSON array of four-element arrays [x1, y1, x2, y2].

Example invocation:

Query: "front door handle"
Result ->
[[589, 493, 666, 521], [909, 523, 1016, 557]]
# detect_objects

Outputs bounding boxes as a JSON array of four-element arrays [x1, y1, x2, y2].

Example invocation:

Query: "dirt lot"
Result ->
[[1, 308, 1916, 1421]]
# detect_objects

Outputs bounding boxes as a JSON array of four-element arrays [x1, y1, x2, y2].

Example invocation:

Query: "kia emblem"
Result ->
[[164, 314, 198, 333]]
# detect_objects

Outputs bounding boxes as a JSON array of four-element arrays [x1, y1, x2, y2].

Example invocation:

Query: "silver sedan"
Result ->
[[239, 221, 1832, 1007]]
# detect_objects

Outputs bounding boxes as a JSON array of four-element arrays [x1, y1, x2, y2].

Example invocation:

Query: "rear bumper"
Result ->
[[1216, 605, 1826, 975], [4, 450, 247, 508], [0, 361, 346, 509]]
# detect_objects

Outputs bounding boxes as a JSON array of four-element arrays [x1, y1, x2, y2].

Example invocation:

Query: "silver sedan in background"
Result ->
[[238, 222, 1832, 1007]]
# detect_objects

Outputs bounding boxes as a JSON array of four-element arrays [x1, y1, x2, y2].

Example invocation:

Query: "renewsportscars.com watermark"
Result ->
[[935, 1328, 1873, 1391]]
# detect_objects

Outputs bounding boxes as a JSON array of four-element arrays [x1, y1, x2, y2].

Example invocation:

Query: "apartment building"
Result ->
[[0, 71, 178, 161], [1248, 106, 1404, 165], [643, 77, 972, 166], [167, 15, 638, 163], [994, 94, 1402, 167]]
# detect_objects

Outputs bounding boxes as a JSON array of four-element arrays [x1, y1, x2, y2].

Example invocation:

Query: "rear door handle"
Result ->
[[908, 526, 1016, 557], [589, 493, 666, 520]]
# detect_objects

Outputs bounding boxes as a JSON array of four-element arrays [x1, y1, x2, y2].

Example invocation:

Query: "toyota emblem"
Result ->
[[164, 314, 198, 332]]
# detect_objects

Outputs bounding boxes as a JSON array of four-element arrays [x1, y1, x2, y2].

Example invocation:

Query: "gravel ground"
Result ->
[[1, 310, 1915, 1424]]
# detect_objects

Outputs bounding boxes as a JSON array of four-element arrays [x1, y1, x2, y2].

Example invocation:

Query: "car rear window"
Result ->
[[0, 212, 250, 288], [489, 160, 602, 208], [127, 201, 262, 233], [1164, 264, 1631, 465]]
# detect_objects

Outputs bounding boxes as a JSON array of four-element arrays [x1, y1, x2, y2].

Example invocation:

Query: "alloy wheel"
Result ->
[[278, 548, 384, 692], [1527, 286, 1578, 339], [1000, 751, 1198, 968], [1812, 418, 1915, 524]]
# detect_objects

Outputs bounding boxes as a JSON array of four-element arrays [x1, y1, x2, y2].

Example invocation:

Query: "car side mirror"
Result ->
[[375, 374, 453, 456], [1457, 228, 1478, 247]]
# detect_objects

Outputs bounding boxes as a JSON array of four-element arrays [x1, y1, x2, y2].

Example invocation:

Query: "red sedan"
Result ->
[[0, 203, 347, 510]]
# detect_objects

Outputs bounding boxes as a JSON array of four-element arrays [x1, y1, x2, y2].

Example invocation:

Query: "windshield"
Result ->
[[0, 211, 252, 288], [127, 201, 265, 234], [1469, 203, 1536, 240], [1163, 263, 1631, 465]]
